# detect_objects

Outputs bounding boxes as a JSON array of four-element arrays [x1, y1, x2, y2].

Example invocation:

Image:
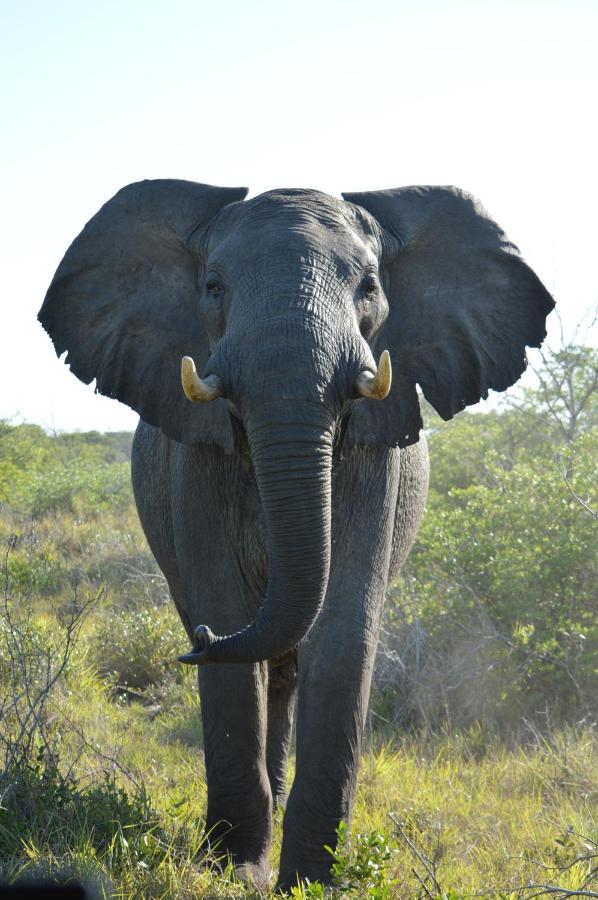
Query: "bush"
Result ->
[[326, 821, 396, 898], [90, 605, 185, 690], [373, 390, 597, 736], [0, 554, 96, 775]]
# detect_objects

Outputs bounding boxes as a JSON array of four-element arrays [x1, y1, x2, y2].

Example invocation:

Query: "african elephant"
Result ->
[[39, 181, 554, 890]]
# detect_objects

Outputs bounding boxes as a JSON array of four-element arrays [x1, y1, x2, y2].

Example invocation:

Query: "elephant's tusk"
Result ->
[[181, 356, 224, 403], [355, 350, 392, 400]]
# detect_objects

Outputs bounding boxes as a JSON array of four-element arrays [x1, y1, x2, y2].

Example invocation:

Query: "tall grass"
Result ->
[[0, 419, 596, 896], [1, 561, 595, 897]]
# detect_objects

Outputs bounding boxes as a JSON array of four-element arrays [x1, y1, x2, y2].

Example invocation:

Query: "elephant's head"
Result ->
[[39, 180, 554, 665]]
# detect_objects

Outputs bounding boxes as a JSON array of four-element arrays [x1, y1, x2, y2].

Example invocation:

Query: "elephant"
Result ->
[[39, 180, 554, 890]]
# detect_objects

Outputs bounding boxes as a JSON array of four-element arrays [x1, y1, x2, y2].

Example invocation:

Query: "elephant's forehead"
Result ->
[[209, 189, 380, 266], [242, 189, 349, 227]]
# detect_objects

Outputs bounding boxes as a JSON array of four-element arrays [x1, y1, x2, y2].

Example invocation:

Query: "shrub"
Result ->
[[90, 605, 185, 690], [326, 821, 396, 898]]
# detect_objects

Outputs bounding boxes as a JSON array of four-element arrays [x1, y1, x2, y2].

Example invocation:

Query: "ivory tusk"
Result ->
[[181, 357, 224, 403], [355, 350, 392, 400]]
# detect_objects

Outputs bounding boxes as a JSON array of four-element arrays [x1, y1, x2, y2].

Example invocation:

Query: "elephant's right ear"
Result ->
[[343, 186, 555, 449], [39, 179, 248, 447]]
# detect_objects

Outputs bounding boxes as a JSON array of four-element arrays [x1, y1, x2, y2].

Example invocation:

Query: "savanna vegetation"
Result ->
[[0, 339, 596, 898]]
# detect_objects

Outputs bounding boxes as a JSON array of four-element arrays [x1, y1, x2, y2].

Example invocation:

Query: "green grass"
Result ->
[[1, 650, 596, 897], [0, 415, 596, 897]]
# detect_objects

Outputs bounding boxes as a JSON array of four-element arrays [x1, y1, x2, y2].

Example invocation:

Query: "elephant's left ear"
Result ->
[[342, 186, 555, 449], [39, 179, 248, 448]]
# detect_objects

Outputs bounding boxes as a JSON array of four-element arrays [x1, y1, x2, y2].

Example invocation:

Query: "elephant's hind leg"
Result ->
[[266, 650, 298, 808]]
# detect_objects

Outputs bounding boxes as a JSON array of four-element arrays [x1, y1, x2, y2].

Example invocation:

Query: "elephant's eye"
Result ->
[[206, 277, 223, 297], [362, 273, 379, 296]]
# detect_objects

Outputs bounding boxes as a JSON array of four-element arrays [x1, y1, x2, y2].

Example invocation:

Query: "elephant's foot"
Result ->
[[276, 865, 334, 896], [203, 816, 273, 892], [201, 852, 272, 893], [202, 842, 272, 892], [277, 821, 338, 894], [235, 858, 272, 892]]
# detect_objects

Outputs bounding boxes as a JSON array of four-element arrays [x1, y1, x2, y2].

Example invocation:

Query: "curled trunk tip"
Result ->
[[179, 625, 215, 665]]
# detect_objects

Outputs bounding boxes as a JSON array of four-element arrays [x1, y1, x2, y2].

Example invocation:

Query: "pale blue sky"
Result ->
[[1, 0, 596, 431]]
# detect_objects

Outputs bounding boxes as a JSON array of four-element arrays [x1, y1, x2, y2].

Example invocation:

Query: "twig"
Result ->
[[566, 830, 598, 850], [389, 812, 443, 896], [562, 468, 597, 520], [524, 886, 598, 898], [411, 866, 435, 898], [57, 708, 144, 794]]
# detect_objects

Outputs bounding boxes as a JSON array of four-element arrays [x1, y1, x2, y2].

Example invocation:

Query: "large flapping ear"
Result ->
[[39, 179, 248, 448], [342, 186, 555, 449]]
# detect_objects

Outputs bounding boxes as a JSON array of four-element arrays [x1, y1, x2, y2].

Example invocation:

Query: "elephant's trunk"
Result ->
[[181, 402, 333, 664]]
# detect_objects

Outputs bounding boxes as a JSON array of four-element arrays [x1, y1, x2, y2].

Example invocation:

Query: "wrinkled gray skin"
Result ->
[[39, 182, 554, 890]]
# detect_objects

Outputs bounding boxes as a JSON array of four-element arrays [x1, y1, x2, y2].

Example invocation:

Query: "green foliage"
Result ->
[[376, 345, 597, 734], [0, 422, 157, 607], [0, 339, 596, 894], [0, 753, 160, 871], [27, 458, 131, 518], [290, 878, 327, 898], [0, 421, 132, 518], [90, 604, 186, 690], [326, 821, 396, 897], [515, 344, 598, 443]]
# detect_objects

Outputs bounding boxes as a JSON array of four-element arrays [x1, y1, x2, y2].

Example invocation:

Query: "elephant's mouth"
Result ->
[[332, 407, 351, 465], [229, 408, 252, 466], [229, 403, 351, 469]]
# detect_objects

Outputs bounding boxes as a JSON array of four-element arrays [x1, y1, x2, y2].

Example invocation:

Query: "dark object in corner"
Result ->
[[0, 881, 89, 898]]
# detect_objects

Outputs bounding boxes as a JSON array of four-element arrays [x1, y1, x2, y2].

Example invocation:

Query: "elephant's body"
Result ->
[[132, 419, 428, 884], [39, 179, 553, 889]]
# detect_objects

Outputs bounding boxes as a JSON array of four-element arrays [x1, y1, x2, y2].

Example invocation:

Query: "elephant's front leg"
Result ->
[[172, 446, 273, 885], [199, 662, 273, 884], [277, 447, 400, 890]]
